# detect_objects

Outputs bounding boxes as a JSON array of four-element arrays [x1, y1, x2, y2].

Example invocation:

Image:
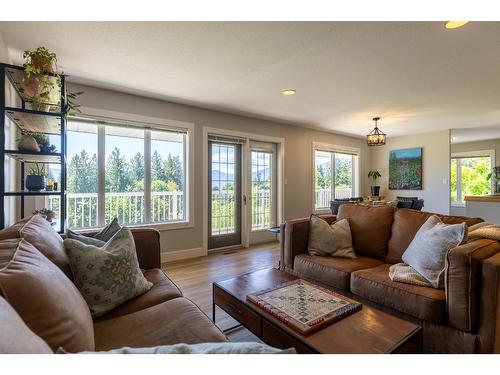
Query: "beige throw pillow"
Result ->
[[402, 215, 467, 288], [64, 227, 153, 318], [307, 214, 356, 258]]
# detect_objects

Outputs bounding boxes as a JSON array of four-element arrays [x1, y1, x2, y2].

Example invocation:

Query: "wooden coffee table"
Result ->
[[213, 268, 422, 354]]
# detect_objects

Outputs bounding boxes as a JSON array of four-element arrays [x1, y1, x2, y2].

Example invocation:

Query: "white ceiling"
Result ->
[[1, 21, 500, 138]]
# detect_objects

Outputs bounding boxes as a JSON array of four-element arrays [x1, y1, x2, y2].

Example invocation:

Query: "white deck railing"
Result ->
[[315, 188, 353, 209]]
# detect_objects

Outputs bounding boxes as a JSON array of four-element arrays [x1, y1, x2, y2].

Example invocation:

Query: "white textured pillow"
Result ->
[[308, 215, 356, 258], [402, 215, 467, 288]]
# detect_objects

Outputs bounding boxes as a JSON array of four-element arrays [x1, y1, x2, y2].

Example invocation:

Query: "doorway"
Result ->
[[208, 141, 242, 249]]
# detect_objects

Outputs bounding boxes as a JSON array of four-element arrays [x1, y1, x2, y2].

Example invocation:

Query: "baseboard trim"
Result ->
[[161, 247, 206, 263]]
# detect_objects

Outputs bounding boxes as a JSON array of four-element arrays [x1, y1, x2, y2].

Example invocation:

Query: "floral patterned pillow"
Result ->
[[63, 227, 152, 318]]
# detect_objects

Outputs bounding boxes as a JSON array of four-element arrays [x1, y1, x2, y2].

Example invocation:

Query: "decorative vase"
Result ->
[[370, 186, 380, 196], [18, 134, 40, 152], [25, 175, 46, 192]]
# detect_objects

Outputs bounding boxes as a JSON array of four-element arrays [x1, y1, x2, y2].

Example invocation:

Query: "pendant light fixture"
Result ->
[[366, 117, 386, 146]]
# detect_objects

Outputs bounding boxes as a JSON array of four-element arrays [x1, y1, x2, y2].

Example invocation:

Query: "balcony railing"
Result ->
[[315, 187, 353, 209], [48, 191, 184, 229]]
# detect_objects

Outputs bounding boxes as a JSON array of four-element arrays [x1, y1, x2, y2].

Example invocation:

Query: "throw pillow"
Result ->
[[0, 238, 95, 352], [64, 227, 153, 317], [402, 215, 467, 288], [0, 214, 72, 278], [66, 230, 106, 247], [93, 218, 121, 242], [308, 214, 356, 258]]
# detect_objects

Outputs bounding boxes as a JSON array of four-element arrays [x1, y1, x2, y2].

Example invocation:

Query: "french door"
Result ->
[[208, 141, 242, 249]]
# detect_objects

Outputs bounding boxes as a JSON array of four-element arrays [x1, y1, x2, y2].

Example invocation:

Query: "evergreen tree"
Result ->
[[151, 150, 165, 182], [165, 154, 183, 189], [67, 150, 98, 193], [129, 152, 145, 191], [105, 147, 130, 192]]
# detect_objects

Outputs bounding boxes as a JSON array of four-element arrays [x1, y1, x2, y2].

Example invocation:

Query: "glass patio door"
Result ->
[[208, 141, 242, 249]]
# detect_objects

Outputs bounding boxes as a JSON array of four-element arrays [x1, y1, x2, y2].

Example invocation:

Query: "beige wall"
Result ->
[[369, 130, 450, 215], [451, 138, 500, 166], [69, 83, 370, 256]]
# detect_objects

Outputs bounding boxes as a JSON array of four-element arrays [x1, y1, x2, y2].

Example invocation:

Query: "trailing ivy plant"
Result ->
[[21, 46, 83, 116]]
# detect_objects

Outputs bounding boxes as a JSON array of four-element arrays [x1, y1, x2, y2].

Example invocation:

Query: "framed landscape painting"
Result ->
[[389, 147, 423, 190]]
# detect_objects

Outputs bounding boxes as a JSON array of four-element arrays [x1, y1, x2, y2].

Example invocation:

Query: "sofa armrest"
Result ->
[[445, 239, 500, 333], [281, 214, 336, 270], [478, 252, 500, 353]]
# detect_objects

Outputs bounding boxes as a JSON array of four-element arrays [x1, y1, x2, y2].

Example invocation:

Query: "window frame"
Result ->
[[312, 142, 360, 213], [450, 150, 495, 207], [67, 110, 195, 232]]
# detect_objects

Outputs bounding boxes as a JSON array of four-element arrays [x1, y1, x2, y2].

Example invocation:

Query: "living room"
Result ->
[[2, 1, 500, 373]]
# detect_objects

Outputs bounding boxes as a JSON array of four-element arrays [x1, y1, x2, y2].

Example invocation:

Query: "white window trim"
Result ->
[[312, 142, 361, 213], [450, 149, 495, 206], [72, 106, 195, 231]]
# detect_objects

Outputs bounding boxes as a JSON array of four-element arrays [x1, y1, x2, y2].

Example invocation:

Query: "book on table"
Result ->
[[247, 279, 362, 335]]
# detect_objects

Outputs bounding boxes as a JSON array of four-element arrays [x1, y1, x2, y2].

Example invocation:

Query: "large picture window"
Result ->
[[451, 154, 492, 204], [63, 118, 188, 229], [314, 147, 358, 210]]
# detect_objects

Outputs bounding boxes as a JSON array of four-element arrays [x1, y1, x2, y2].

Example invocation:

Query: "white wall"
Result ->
[[68, 83, 370, 259], [369, 130, 450, 215], [451, 138, 500, 167]]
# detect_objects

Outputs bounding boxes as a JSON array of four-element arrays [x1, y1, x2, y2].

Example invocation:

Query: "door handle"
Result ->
[[243, 195, 247, 205]]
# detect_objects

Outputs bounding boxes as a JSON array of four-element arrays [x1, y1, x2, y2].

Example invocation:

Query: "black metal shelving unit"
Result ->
[[0, 62, 66, 232]]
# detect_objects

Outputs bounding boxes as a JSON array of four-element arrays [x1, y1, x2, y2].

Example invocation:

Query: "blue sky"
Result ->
[[390, 148, 422, 159]]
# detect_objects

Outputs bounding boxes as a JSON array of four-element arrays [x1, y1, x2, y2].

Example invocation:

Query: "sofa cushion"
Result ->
[[293, 253, 383, 291], [0, 296, 53, 354], [337, 204, 395, 260], [95, 269, 183, 321], [0, 215, 72, 278], [93, 297, 227, 351], [64, 227, 153, 318], [351, 264, 446, 323], [0, 238, 94, 352], [386, 209, 483, 264]]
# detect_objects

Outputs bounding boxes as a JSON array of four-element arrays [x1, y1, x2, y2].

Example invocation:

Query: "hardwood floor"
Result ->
[[162, 241, 280, 342]]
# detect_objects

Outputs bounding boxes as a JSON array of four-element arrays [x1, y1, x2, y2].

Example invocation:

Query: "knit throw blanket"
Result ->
[[389, 222, 500, 288]]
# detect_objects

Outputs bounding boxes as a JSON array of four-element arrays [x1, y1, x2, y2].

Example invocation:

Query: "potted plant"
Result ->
[[17, 132, 40, 152], [487, 166, 500, 195], [21, 47, 61, 112], [26, 163, 48, 192], [17, 131, 56, 153], [368, 170, 382, 196]]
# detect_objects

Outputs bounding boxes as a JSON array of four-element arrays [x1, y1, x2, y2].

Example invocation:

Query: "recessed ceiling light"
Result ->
[[282, 89, 296, 96], [445, 21, 470, 29]]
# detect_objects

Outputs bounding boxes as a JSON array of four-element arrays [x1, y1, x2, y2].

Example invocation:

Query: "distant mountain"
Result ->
[[211, 167, 270, 181]]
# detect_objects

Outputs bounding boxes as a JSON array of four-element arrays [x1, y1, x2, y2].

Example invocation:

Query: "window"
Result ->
[[451, 154, 492, 205], [251, 150, 273, 230], [314, 146, 358, 210], [66, 118, 188, 229]]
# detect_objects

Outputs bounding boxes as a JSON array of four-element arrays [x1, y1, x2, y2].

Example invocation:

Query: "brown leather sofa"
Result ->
[[280, 205, 500, 353], [0, 221, 227, 353]]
